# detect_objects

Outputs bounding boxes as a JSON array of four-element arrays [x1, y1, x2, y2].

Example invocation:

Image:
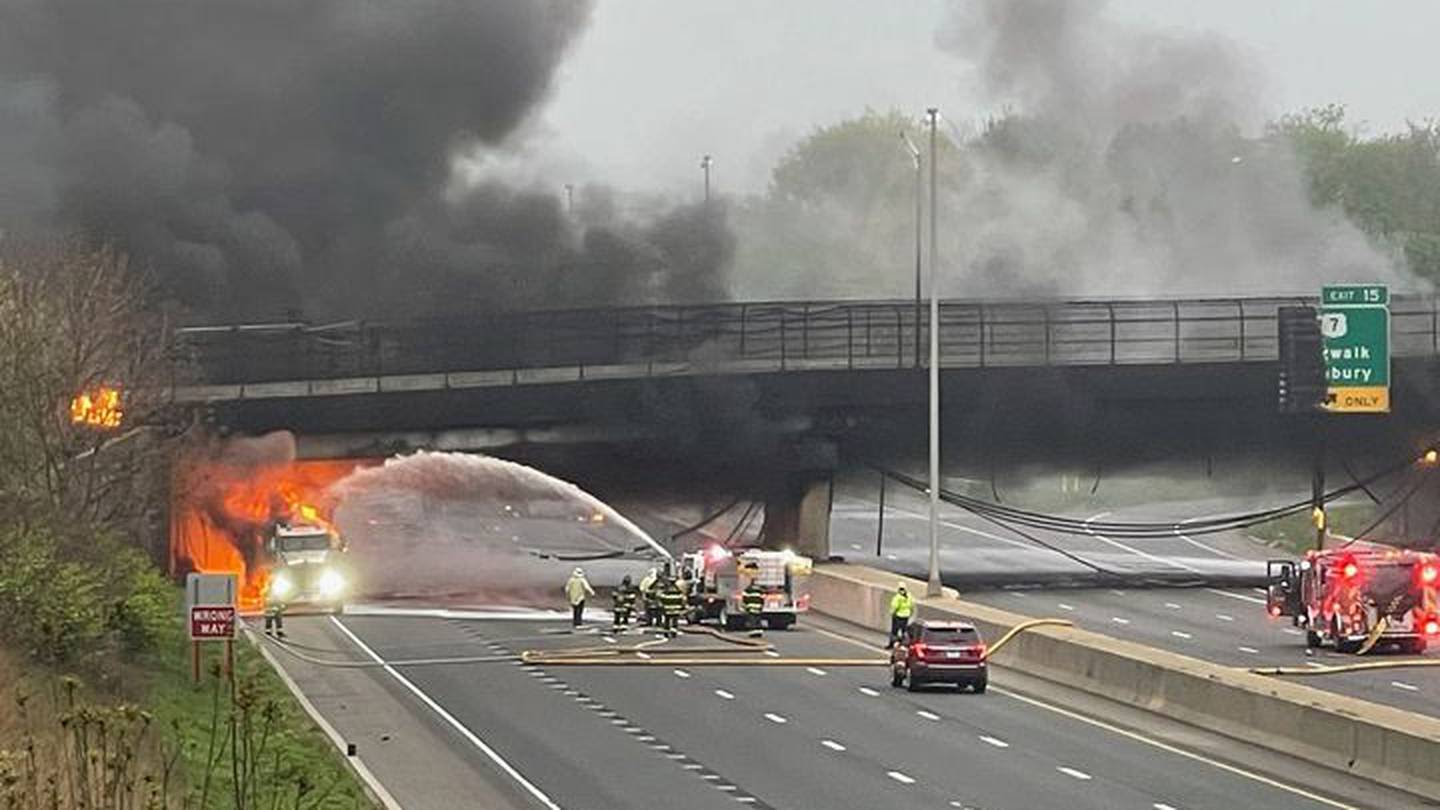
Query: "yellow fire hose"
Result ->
[[521, 617, 1074, 667], [1354, 615, 1389, 656], [1251, 616, 1440, 676]]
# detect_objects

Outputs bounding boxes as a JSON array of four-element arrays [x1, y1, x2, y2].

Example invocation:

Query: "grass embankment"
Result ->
[[1, 588, 373, 810], [1247, 503, 1376, 556]]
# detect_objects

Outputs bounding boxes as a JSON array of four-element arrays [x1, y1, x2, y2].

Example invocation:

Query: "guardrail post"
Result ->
[[1107, 303, 1116, 364], [978, 304, 985, 367], [1173, 301, 1181, 363], [1238, 299, 1246, 361], [1042, 306, 1051, 365], [739, 304, 748, 357], [847, 307, 854, 369], [802, 304, 810, 359], [780, 309, 787, 369]]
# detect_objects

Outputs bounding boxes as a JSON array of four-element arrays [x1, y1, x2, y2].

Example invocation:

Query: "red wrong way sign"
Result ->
[[190, 606, 236, 640]]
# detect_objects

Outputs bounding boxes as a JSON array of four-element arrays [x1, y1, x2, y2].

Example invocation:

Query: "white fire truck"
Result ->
[[1266, 548, 1440, 654], [679, 546, 812, 630]]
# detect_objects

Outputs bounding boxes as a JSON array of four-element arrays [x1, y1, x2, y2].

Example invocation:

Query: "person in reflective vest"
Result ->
[[612, 575, 638, 632], [888, 583, 914, 648], [741, 581, 765, 638], [658, 578, 687, 638], [639, 567, 660, 626]]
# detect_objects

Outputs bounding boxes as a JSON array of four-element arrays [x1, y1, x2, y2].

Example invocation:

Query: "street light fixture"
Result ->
[[900, 131, 922, 368], [700, 154, 713, 203], [926, 107, 942, 598]]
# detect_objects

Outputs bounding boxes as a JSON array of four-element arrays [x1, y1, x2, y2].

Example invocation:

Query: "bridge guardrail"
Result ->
[[176, 295, 1440, 387]]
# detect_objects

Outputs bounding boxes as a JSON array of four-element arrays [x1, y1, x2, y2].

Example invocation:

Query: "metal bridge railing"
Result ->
[[175, 295, 1440, 386]]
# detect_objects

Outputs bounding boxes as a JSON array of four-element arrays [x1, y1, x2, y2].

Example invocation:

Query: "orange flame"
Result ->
[[70, 386, 123, 429], [172, 458, 367, 611]]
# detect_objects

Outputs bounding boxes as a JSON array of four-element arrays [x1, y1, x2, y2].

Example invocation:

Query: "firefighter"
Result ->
[[741, 580, 765, 638], [612, 575, 638, 632], [639, 567, 661, 627], [565, 567, 595, 628], [887, 583, 914, 648], [263, 580, 287, 638], [659, 577, 687, 638]]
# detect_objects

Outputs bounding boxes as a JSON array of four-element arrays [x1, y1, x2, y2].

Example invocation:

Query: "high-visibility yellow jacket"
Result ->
[[565, 575, 595, 605], [890, 591, 914, 618]]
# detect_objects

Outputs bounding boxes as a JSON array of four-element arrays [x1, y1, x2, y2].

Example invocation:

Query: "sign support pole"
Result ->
[[875, 472, 886, 557], [1313, 418, 1326, 551], [192, 640, 200, 684]]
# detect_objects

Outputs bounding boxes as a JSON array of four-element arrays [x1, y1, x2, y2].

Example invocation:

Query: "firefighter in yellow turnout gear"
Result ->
[[741, 581, 765, 637], [612, 575, 638, 632], [658, 578, 687, 638]]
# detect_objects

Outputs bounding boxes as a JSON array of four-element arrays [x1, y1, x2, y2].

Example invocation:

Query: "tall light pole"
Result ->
[[926, 107, 942, 598], [900, 132, 922, 368], [564, 183, 574, 215], [700, 154, 713, 203]]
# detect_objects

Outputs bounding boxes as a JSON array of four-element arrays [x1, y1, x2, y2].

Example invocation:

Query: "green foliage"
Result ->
[[0, 525, 177, 664], [1272, 105, 1440, 282]]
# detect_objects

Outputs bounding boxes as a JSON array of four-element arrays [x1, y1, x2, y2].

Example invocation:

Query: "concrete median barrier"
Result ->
[[810, 563, 1440, 798]]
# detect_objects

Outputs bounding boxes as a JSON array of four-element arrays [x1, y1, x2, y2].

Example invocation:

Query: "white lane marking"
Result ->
[[1057, 767, 1092, 781], [714, 689, 736, 700], [1057, 603, 1075, 612], [806, 667, 828, 676], [1391, 681, 1419, 692], [1171, 631, 1193, 640], [1111, 617, 1131, 625], [1215, 614, 1234, 622], [1305, 661, 1326, 669], [602, 636, 616, 644], [821, 739, 847, 752], [764, 713, 788, 724], [917, 710, 940, 721], [638, 736, 656, 742], [883, 504, 1036, 551], [736, 798, 757, 804], [1109, 589, 1126, 597], [1155, 804, 1179, 810], [978, 735, 1010, 748], [636, 651, 652, 659], [703, 774, 721, 781], [1164, 603, 1183, 610], [328, 617, 563, 810], [1237, 646, 1259, 654], [764, 650, 781, 658], [806, 624, 1360, 809], [849, 543, 862, 550], [886, 771, 916, 785], [885, 554, 899, 561], [682, 763, 702, 770], [858, 687, 880, 697], [1085, 512, 1200, 573], [717, 784, 738, 791], [1283, 628, 1304, 636], [673, 669, 692, 679], [1173, 517, 1242, 560], [1009, 591, 1030, 598], [1206, 588, 1266, 605]]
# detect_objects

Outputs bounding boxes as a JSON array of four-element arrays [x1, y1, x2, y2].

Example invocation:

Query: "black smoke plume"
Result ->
[[0, 1, 732, 319]]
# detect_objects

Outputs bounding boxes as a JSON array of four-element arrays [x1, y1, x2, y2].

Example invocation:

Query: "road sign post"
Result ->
[[1320, 284, 1390, 413], [185, 573, 238, 684]]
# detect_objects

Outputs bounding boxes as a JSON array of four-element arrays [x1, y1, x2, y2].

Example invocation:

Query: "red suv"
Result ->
[[890, 620, 987, 693]]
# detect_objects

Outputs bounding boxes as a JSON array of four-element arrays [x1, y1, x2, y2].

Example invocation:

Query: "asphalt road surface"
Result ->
[[263, 609, 1421, 810], [829, 485, 1440, 718]]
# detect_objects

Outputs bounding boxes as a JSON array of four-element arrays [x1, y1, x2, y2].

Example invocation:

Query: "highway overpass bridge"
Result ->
[[173, 294, 1440, 559]]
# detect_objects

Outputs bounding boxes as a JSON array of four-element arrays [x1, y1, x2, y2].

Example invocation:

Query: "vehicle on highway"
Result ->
[[890, 620, 988, 692], [679, 546, 812, 630], [265, 522, 350, 614], [1267, 548, 1440, 653]]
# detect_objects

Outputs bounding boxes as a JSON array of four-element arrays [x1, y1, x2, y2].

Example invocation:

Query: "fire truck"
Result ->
[[1266, 548, 1440, 654], [679, 546, 812, 630]]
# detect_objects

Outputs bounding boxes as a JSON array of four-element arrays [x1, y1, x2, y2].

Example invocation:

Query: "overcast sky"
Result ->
[[529, 0, 1440, 198]]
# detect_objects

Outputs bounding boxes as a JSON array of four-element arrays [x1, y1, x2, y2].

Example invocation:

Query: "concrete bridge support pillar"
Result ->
[[760, 439, 838, 560]]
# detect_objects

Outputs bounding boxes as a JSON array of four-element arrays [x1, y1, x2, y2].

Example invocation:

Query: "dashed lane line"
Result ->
[[916, 710, 940, 721], [806, 623, 1360, 809], [714, 689, 736, 700], [763, 713, 789, 724], [806, 667, 828, 676], [1164, 603, 1183, 610], [858, 687, 880, 697], [1215, 614, 1234, 622], [1392, 681, 1419, 692], [821, 739, 847, 752], [1206, 588, 1266, 605], [1238, 646, 1259, 654], [673, 669, 692, 679], [886, 771, 916, 785], [1171, 631, 1193, 640], [1111, 617, 1131, 625], [978, 735, 1010, 748], [1057, 767, 1093, 781], [1057, 604, 1075, 612]]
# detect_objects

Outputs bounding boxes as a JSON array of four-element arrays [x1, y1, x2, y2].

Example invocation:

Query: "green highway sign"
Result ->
[[1320, 283, 1389, 413]]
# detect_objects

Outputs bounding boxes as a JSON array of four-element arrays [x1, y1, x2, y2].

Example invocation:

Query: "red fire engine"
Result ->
[[1266, 548, 1440, 654]]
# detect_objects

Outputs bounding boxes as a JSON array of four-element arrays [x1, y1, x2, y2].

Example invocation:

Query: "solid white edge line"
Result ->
[[807, 624, 1358, 810], [328, 616, 564, 810], [244, 626, 404, 810]]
